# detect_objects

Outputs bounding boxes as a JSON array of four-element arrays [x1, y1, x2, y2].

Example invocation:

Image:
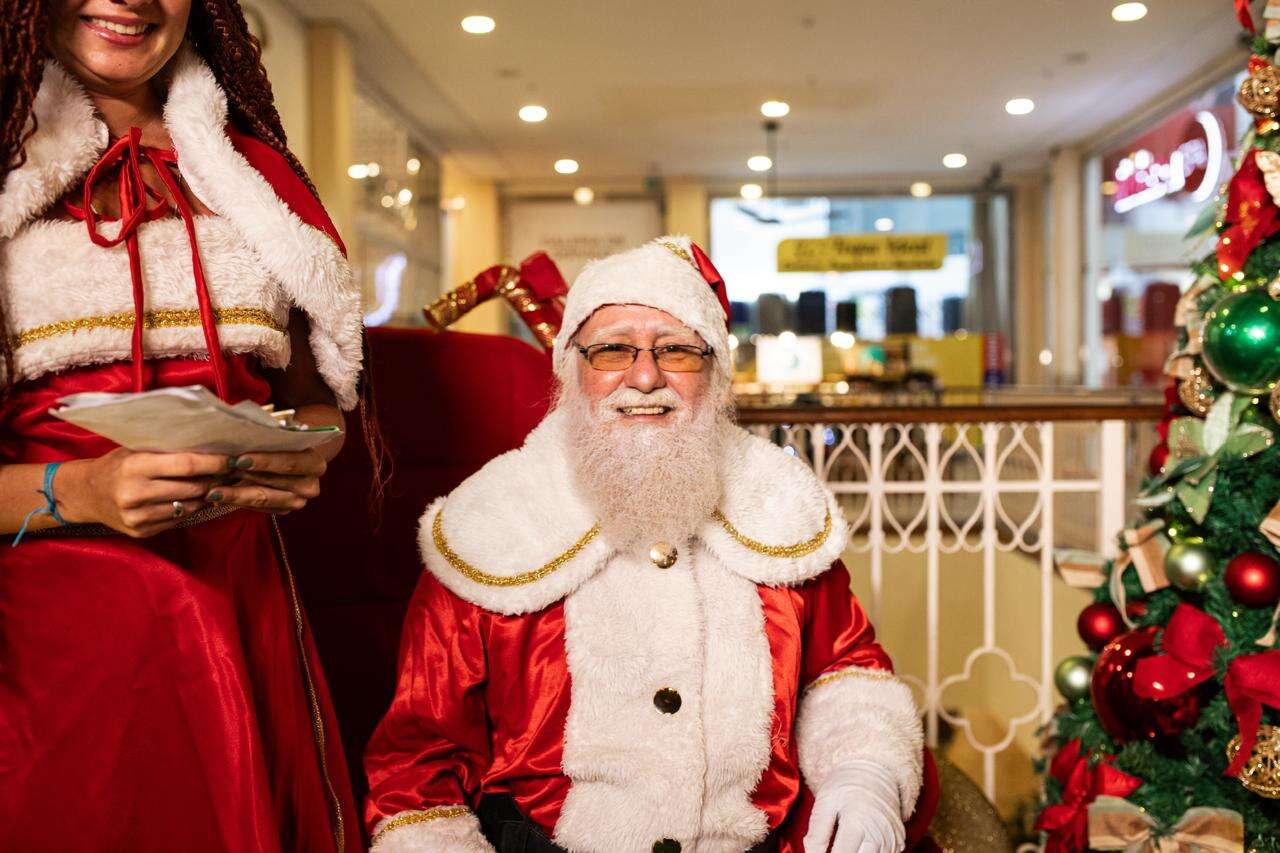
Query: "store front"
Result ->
[[709, 192, 1010, 398], [1082, 72, 1246, 387]]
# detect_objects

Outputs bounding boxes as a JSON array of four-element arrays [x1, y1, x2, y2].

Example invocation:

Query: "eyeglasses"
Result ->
[[574, 342, 713, 372]]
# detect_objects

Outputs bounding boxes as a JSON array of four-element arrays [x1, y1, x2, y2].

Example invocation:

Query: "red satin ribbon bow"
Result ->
[[1036, 739, 1142, 853], [689, 242, 731, 329], [64, 127, 229, 400], [1237, 0, 1256, 33], [1217, 150, 1280, 282], [1134, 603, 1280, 776]]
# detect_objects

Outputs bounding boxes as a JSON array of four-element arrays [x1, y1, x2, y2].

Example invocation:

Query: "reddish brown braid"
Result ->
[[0, 0, 50, 388]]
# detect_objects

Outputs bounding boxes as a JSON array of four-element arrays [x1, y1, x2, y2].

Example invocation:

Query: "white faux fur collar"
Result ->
[[0, 50, 361, 408], [418, 409, 850, 614]]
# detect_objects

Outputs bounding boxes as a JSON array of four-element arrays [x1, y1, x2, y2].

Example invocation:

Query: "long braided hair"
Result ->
[[1, 0, 388, 500]]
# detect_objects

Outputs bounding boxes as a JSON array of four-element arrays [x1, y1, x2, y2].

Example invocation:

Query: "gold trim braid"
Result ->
[[433, 508, 600, 587], [372, 807, 473, 847], [270, 517, 345, 851], [10, 306, 285, 349], [806, 665, 898, 693], [712, 507, 832, 558]]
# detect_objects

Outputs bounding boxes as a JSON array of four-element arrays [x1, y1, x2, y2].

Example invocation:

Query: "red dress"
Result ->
[[0, 51, 364, 852], [0, 357, 360, 852]]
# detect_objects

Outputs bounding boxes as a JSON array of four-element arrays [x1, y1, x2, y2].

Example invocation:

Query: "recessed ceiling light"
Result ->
[[367, 162, 381, 177], [573, 187, 595, 205], [397, 188, 413, 205], [1005, 97, 1035, 116], [461, 15, 495, 33], [747, 155, 773, 172], [761, 100, 790, 118], [380, 194, 394, 208], [943, 153, 968, 169], [740, 183, 763, 200], [910, 182, 933, 198], [406, 157, 421, 174], [554, 158, 579, 174], [874, 217, 894, 232], [1111, 3, 1147, 22], [347, 164, 369, 180], [519, 104, 548, 123]]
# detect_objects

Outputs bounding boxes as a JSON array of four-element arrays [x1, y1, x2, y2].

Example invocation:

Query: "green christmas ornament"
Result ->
[[1201, 290, 1280, 394], [1165, 539, 1216, 591], [1054, 655, 1093, 703]]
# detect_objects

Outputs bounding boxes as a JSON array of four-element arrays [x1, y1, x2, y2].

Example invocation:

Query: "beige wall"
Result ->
[[663, 178, 710, 247], [441, 157, 505, 335], [1012, 176, 1049, 384], [247, 0, 310, 168]]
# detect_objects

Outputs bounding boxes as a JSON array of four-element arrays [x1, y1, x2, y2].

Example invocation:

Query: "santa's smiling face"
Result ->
[[562, 303, 729, 552], [572, 303, 713, 424]]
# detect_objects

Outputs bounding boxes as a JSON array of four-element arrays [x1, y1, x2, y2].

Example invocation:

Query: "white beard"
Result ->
[[560, 377, 729, 553]]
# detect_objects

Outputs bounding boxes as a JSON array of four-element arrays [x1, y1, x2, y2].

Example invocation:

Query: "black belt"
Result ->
[[476, 793, 778, 853]]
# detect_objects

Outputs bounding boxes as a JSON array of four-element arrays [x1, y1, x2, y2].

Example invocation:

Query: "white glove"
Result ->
[[803, 759, 906, 853]]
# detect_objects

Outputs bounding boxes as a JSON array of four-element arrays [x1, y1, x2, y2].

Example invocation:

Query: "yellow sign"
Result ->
[[776, 234, 948, 272]]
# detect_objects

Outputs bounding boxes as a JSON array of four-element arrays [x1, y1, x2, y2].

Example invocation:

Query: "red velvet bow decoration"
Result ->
[[689, 242, 731, 329], [517, 251, 569, 302], [1134, 603, 1280, 776], [1217, 150, 1280, 281], [1035, 739, 1142, 853], [1237, 0, 1256, 33]]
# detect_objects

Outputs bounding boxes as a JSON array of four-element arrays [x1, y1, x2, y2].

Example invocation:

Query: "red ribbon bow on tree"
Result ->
[[1236, 0, 1257, 33], [1134, 603, 1280, 775], [1217, 150, 1280, 281], [1035, 739, 1142, 853]]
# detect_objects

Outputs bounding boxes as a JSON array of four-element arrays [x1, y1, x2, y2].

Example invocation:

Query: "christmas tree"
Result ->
[[1034, 7, 1280, 852]]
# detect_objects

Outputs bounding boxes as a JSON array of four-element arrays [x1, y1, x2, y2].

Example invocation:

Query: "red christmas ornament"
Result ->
[[1077, 602, 1125, 651], [1091, 627, 1208, 754], [1148, 443, 1169, 476], [1224, 552, 1280, 609]]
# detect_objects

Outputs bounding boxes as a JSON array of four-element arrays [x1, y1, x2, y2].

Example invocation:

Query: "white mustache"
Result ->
[[598, 386, 684, 414]]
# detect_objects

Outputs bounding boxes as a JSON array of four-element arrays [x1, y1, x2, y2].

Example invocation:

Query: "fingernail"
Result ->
[[235, 456, 253, 470], [207, 490, 223, 503]]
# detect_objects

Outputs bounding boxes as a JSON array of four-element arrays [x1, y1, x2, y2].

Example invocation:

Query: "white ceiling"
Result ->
[[349, 0, 1247, 185]]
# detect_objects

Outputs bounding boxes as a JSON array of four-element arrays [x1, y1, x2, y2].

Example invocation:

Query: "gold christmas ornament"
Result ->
[[1227, 724, 1280, 798], [1270, 275, 1280, 301], [1179, 367, 1217, 416], [1241, 62, 1280, 121]]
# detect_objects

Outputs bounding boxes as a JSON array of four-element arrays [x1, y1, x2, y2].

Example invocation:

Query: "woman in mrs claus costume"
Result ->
[[0, 1, 363, 849]]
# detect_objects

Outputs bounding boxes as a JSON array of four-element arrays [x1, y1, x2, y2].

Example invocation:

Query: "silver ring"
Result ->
[[172, 500, 185, 518]]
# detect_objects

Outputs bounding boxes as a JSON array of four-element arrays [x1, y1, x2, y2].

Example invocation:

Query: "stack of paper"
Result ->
[[51, 385, 342, 455]]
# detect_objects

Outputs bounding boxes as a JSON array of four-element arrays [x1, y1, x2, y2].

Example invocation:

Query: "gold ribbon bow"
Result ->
[[1256, 501, 1280, 648], [1114, 520, 1171, 594], [1054, 549, 1109, 590], [1088, 796, 1244, 853]]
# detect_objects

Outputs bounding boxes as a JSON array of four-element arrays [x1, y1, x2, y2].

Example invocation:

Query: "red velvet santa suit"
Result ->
[[364, 409, 938, 852], [0, 50, 362, 851]]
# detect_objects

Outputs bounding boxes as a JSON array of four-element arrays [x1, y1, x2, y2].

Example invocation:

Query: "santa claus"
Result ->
[[364, 236, 937, 853]]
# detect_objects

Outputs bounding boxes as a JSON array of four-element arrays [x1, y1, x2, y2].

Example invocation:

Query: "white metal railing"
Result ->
[[741, 407, 1158, 805]]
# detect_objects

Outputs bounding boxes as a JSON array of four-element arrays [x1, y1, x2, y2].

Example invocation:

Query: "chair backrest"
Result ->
[[282, 325, 555, 804]]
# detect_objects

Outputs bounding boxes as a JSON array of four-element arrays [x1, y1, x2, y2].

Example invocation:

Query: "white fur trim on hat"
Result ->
[[552, 235, 730, 381]]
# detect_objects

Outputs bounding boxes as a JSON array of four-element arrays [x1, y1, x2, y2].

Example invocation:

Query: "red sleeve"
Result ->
[[799, 560, 893, 686], [363, 570, 492, 830]]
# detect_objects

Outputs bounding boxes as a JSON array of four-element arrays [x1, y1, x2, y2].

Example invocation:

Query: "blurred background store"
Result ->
[[248, 1, 1260, 846]]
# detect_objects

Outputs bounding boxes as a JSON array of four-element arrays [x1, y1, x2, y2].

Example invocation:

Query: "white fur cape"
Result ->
[[385, 412, 922, 853], [0, 49, 361, 408]]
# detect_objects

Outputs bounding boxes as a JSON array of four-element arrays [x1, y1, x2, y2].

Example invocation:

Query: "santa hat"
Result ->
[[552, 235, 732, 380]]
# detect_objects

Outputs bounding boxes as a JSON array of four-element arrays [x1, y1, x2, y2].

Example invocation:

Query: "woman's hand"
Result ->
[[59, 448, 233, 538], [204, 449, 327, 515]]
